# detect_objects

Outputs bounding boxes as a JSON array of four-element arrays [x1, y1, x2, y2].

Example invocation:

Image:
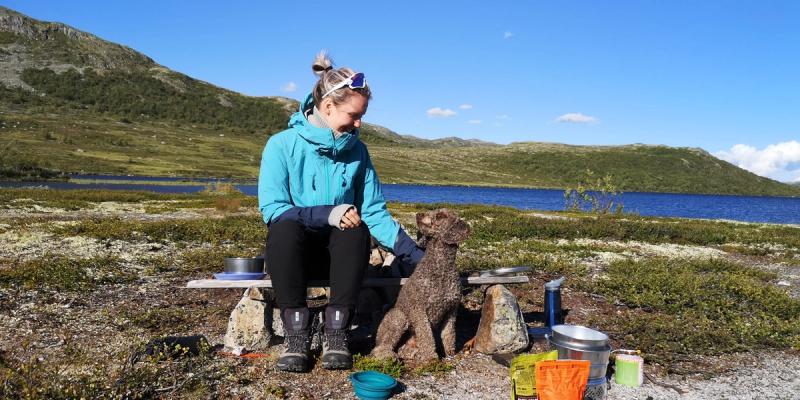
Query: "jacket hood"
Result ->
[[288, 94, 360, 155]]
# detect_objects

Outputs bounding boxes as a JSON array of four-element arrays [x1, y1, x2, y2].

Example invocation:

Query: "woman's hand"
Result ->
[[339, 207, 362, 229]]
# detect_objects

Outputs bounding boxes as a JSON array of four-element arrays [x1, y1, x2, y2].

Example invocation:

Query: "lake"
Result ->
[[2, 177, 799, 225]]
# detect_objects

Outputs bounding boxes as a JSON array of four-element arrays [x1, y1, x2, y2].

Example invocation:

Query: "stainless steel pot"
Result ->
[[547, 325, 611, 380], [551, 324, 609, 349], [224, 257, 264, 273]]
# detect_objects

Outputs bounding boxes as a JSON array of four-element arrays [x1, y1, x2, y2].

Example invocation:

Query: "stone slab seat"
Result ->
[[186, 274, 529, 353], [185, 275, 529, 289]]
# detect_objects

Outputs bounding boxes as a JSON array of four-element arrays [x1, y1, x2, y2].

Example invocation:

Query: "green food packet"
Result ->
[[510, 350, 558, 400]]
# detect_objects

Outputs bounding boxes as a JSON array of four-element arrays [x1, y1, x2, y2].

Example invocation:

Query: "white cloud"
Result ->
[[555, 113, 598, 124], [427, 107, 457, 118], [496, 114, 509, 120], [504, 31, 513, 39], [714, 140, 800, 183], [281, 81, 297, 92], [468, 119, 482, 124], [459, 104, 473, 110]]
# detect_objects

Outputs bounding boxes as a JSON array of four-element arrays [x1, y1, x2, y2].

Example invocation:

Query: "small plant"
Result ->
[[412, 359, 455, 377], [264, 385, 287, 399], [564, 169, 623, 214], [352, 354, 404, 378]]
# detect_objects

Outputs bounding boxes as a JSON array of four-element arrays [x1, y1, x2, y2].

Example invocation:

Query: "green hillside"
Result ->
[[1, 6, 799, 197]]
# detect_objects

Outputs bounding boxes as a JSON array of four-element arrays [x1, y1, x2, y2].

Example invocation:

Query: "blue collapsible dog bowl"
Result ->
[[349, 371, 398, 400]]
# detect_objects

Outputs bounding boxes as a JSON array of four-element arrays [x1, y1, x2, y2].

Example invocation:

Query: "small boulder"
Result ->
[[474, 284, 529, 354], [223, 288, 274, 351]]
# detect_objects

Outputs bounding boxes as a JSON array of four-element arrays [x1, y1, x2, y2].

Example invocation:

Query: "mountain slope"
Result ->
[[1, 6, 798, 196]]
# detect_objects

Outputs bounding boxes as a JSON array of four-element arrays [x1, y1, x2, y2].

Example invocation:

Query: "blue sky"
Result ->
[[4, 1, 800, 181]]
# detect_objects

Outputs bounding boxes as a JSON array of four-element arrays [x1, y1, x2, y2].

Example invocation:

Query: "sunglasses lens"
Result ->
[[350, 73, 365, 88]]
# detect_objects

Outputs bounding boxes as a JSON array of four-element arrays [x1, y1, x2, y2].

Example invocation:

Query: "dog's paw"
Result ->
[[371, 346, 398, 360]]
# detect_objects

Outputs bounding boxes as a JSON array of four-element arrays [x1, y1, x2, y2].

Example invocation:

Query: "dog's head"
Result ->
[[415, 208, 470, 245]]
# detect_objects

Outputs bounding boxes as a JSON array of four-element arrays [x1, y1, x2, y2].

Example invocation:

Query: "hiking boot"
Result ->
[[322, 305, 352, 370], [276, 307, 311, 372]]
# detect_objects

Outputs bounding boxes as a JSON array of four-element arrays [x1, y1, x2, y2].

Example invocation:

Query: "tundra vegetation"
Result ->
[[0, 188, 797, 398]]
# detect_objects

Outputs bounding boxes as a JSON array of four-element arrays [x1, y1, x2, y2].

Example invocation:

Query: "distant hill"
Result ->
[[1, 6, 799, 197]]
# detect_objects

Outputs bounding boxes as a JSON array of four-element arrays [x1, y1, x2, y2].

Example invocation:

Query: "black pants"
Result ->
[[265, 220, 371, 310]]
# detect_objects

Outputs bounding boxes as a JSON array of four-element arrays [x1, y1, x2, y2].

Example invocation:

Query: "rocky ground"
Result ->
[[0, 196, 798, 399]]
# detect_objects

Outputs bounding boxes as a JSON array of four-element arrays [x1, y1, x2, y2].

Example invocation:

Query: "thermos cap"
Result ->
[[545, 276, 565, 290]]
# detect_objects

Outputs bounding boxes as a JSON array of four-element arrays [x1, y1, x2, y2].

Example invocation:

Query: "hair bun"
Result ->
[[311, 50, 334, 77]]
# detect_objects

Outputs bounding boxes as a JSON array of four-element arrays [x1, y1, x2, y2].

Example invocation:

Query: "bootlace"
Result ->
[[325, 329, 349, 351], [284, 330, 310, 354]]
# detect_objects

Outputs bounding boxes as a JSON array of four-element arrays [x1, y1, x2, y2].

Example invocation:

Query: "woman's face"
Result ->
[[321, 93, 368, 134]]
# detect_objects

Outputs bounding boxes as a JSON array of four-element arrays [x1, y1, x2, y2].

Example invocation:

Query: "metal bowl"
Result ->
[[224, 257, 264, 274], [479, 266, 531, 277]]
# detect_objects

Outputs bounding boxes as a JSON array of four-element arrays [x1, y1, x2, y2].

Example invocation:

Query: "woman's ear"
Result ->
[[320, 98, 334, 116]]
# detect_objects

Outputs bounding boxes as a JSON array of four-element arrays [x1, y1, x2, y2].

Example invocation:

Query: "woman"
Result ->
[[258, 52, 424, 372]]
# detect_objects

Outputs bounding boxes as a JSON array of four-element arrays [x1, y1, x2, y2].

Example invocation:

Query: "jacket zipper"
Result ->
[[327, 132, 336, 204]]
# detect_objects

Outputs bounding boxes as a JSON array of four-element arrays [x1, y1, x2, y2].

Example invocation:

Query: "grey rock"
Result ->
[[474, 284, 529, 354], [271, 307, 284, 337], [223, 287, 274, 351]]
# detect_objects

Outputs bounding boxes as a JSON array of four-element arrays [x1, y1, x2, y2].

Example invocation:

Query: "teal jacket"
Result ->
[[258, 94, 423, 266]]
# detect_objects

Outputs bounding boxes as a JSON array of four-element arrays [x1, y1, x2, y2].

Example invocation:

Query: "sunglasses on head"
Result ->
[[322, 72, 367, 98]]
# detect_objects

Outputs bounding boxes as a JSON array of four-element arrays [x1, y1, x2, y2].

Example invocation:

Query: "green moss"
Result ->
[[0, 188, 200, 210], [0, 255, 134, 291], [55, 215, 266, 247], [411, 359, 455, 377], [352, 354, 405, 378]]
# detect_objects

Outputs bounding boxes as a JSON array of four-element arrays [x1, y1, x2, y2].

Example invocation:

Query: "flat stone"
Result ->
[[474, 284, 529, 354]]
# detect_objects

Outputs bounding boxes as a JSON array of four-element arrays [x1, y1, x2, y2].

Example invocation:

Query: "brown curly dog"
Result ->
[[372, 208, 470, 361]]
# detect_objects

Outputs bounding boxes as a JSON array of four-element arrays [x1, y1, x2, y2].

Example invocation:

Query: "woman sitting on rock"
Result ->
[[258, 51, 424, 372]]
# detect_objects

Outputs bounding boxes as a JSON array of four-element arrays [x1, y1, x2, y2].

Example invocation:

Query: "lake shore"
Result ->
[[0, 188, 797, 398]]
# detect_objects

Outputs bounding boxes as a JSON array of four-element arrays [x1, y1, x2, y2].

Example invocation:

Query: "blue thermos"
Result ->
[[543, 277, 565, 327]]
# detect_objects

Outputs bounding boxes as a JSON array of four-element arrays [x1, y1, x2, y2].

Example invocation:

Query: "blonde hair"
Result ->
[[311, 50, 372, 105]]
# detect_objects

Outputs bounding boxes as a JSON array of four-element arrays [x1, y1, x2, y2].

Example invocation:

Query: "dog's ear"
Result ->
[[439, 210, 471, 244], [416, 211, 435, 236]]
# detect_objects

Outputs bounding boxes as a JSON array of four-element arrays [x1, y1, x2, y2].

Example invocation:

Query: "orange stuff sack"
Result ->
[[535, 360, 591, 400]]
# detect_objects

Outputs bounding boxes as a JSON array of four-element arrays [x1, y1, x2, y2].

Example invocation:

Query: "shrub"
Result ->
[[589, 258, 800, 363], [214, 197, 241, 213], [564, 169, 623, 214]]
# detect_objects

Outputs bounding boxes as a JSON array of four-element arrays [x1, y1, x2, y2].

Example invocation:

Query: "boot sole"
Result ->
[[322, 361, 352, 370], [276, 364, 309, 373]]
